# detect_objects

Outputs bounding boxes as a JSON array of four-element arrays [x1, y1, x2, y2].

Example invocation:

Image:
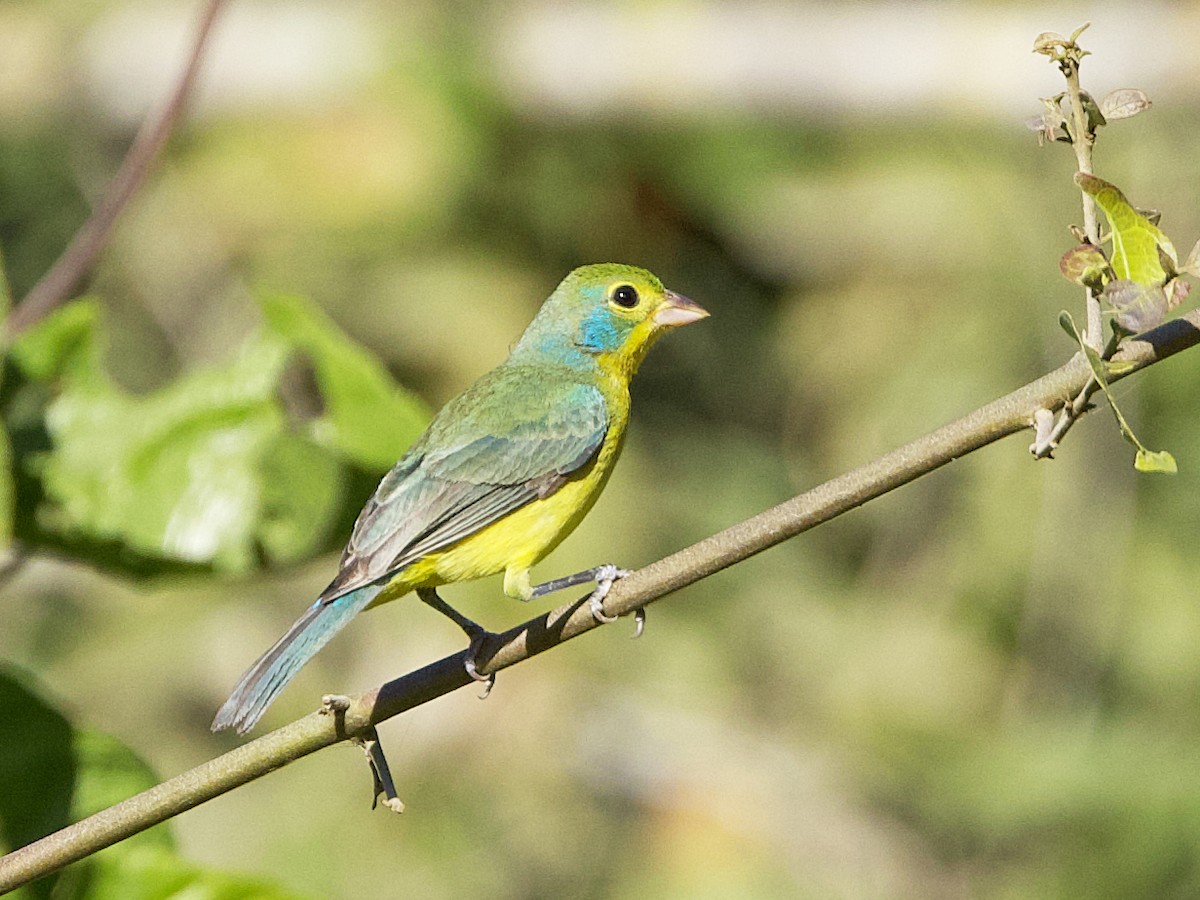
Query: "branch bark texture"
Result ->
[[2, 310, 1198, 893]]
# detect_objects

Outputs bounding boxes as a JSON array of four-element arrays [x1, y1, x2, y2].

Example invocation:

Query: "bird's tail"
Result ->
[[212, 584, 382, 734]]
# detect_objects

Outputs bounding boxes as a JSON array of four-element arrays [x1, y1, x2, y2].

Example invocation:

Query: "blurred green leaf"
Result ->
[[11, 301, 290, 571], [6, 295, 428, 572], [40, 729, 177, 900], [0, 248, 12, 548], [1076, 173, 1176, 285], [257, 433, 342, 564], [86, 846, 312, 900], [260, 292, 429, 470], [70, 730, 171, 851], [0, 665, 75, 900], [0, 665, 306, 899], [0, 242, 11, 315], [8, 300, 99, 381]]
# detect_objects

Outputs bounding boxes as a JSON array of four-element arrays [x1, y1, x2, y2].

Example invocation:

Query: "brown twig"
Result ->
[[3, 0, 227, 339]]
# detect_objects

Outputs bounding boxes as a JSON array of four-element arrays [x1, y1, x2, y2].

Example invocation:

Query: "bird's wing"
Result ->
[[318, 369, 609, 602]]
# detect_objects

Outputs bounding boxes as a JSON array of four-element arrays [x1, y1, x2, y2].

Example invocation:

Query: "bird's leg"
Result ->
[[417, 588, 496, 698], [531, 564, 639, 630]]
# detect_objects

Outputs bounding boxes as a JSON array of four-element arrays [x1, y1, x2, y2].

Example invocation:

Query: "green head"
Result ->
[[512, 263, 708, 377]]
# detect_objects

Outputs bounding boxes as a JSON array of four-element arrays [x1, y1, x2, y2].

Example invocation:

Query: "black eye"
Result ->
[[612, 285, 639, 308]]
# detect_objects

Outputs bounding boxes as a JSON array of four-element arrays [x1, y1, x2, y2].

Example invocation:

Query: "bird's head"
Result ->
[[514, 264, 708, 378]]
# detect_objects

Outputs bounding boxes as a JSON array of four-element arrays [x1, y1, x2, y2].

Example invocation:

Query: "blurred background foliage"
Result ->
[[2, 1, 1200, 898]]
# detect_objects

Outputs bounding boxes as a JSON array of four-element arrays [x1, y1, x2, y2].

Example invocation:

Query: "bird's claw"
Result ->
[[463, 630, 496, 699], [588, 565, 632, 625], [633, 607, 646, 638]]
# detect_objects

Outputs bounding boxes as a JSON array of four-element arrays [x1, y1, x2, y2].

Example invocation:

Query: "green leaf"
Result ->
[[7, 295, 428, 572], [1058, 310, 1082, 341], [260, 292, 429, 470], [1135, 449, 1178, 474], [257, 433, 343, 564], [0, 665, 309, 899], [1075, 173, 1176, 285], [0, 242, 12, 316], [70, 730, 171, 850], [1060, 310, 1177, 474], [7, 300, 101, 382], [87, 845, 314, 900], [11, 303, 291, 571], [0, 665, 75, 900], [1079, 91, 1107, 132]]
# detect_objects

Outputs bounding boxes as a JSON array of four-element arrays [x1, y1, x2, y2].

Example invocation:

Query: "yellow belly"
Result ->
[[376, 418, 626, 605]]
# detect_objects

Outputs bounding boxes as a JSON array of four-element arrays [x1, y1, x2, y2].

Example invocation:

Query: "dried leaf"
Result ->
[[1168, 278, 1191, 309], [1180, 237, 1200, 276], [1025, 114, 1058, 144], [1033, 32, 1066, 55], [1157, 244, 1178, 281], [1101, 88, 1152, 121], [1059, 243, 1111, 288], [1069, 22, 1091, 43], [1104, 279, 1170, 334]]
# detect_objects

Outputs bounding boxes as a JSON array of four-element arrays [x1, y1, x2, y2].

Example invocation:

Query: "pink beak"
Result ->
[[654, 290, 710, 327]]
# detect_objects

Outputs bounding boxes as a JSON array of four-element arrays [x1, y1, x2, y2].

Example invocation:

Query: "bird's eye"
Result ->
[[611, 285, 639, 308]]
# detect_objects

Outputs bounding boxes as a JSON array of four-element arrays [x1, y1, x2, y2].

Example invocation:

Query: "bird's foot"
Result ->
[[418, 587, 497, 698], [463, 628, 497, 700], [588, 564, 632, 624]]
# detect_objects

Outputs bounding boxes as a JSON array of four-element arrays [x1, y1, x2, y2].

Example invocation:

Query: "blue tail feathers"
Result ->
[[212, 584, 382, 734]]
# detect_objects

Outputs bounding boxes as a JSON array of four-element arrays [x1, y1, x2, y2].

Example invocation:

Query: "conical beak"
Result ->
[[654, 290, 710, 328]]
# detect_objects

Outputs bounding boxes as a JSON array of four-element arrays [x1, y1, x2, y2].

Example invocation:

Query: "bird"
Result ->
[[212, 263, 708, 733]]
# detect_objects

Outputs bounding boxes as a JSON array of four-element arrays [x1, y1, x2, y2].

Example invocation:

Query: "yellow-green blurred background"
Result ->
[[4, 1, 1200, 897]]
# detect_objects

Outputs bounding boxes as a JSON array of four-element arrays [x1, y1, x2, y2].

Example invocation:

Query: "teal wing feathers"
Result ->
[[317, 366, 609, 602]]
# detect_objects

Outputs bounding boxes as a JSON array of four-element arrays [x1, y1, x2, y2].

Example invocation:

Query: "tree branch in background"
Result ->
[[2, 306, 1198, 894], [2, 0, 227, 339]]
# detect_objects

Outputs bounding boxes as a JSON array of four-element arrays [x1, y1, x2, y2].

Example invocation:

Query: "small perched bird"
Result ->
[[213, 263, 708, 733]]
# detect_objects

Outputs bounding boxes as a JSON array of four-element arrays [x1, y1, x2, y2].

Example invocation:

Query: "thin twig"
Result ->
[[2, 307, 1198, 894], [3, 0, 227, 339], [1057, 31, 1104, 351], [1030, 330, 1121, 458]]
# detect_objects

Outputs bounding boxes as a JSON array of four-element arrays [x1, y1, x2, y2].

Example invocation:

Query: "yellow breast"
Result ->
[[382, 380, 631, 603]]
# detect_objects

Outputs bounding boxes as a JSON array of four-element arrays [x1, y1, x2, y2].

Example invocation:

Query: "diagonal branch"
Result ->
[[2, 308, 1198, 893], [3, 0, 227, 339]]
